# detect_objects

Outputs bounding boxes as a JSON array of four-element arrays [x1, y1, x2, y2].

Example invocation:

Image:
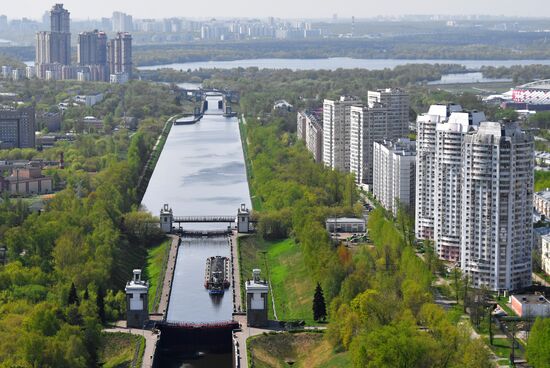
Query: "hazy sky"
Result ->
[[4, 0, 550, 20]]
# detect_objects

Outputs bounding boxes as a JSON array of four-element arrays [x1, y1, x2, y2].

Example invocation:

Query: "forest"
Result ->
[[0, 81, 178, 367], [129, 31, 550, 66]]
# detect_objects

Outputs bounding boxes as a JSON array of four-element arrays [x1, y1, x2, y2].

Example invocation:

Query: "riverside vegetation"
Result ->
[[0, 80, 180, 367]]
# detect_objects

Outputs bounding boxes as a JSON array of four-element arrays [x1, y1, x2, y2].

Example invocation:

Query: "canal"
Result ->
[[141, 95, 251, 367]]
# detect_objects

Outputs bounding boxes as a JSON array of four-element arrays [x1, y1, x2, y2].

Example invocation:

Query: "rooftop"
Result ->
[[326, 217, 366, 224], [512, 294, 550, 305], [535, 190, 550, 201]]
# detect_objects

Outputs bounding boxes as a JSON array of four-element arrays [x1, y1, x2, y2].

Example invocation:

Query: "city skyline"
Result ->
[[2, 0, 550, 20]]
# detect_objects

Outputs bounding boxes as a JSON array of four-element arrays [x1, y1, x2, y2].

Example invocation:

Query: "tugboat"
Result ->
[[204, 256, 230, 295]]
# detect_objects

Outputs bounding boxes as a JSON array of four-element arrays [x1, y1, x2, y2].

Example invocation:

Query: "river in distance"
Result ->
[[137, 57, 550, 72], [141, 96, 251, 324]]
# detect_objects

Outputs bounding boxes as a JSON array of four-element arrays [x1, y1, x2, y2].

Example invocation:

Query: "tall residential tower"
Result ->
[[322, 96, 360, 172], [461, 122, 533, 291]]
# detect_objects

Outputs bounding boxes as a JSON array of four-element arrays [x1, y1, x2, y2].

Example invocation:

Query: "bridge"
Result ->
[[160, 203, 254, 234], [177, 229, 233, 237], [173, 216, 236, 223]]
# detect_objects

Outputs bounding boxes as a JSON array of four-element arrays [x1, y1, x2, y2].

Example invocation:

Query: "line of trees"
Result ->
[[0, 81, 173, 367]]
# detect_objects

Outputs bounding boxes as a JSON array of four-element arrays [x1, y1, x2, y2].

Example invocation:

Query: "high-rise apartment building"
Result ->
[[415, 104, 463, 241], [323, 96, 361, 172], [35, 4, 71, 79], [368, 88, 410, 138], [0, 107, 35, 149], [434, 110, 486, 261], [461, 122, 533, 291], [0, 15, 8, 31], [297, 111, 323, 163], [112, 12, 133, 33], [372, 138, 416, 216], [108, 32, 133, 78], [349, 103, 387, 184], [77, 30, 108, 81], [48, 3, 71, 65], [349, 89, 410, 185]]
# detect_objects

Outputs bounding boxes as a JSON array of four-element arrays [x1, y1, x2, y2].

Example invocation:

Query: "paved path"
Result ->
[[231, 232, 243, 313], [532, 272, 549, 287], [233, 316, 283, 368], [157, 235, 180, 315], [104, 325, 159, 368]]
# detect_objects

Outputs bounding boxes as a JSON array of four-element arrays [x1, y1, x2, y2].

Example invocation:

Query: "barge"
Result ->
[[204, 256, 230, 294]]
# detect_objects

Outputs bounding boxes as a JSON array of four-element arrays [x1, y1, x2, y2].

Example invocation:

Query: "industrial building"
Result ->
[[1, 166, 52, 195]]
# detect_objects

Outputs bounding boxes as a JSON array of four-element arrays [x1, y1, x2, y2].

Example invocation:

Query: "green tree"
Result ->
[[96, 287, 106, 324], [313, 282, 327, 322], [527, 317, 550, 368], [68, 282, 79, 306], [494, 108, 519, 122]]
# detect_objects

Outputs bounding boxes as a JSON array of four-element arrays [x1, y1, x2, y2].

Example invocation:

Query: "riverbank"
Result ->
[[136, 115, 175, 202], [137, 57, 550, 72], [156, 235, 180, 317]]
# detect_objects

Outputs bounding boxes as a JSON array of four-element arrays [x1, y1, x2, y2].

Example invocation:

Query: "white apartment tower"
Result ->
[[350, 103, 387, 185], [350, 89, 410, 185], [434, 110, 486, 261], [461, 122, 533, 291], [323, 96, 361, 171], [368, 88, 410, 138], [415, 104, 463, 241], [297, 111, 324, 163], [373, 138, 416, 216]]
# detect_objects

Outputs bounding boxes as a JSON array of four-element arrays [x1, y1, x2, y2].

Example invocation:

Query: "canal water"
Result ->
[[141, 95, 250, 367], [142, 95, 250, 322]]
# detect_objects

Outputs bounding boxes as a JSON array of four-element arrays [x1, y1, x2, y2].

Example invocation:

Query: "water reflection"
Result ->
[[141, 96, 250, 323]]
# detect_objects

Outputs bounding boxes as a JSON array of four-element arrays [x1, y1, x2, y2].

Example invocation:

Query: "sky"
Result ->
[[3, 0, 550, 20]]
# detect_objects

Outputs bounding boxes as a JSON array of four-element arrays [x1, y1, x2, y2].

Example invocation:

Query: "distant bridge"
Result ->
[[173, 216, 236, 223], [178, 229, 232, 237], [157, 320, 240, 330], [160, 203, 255, 234]]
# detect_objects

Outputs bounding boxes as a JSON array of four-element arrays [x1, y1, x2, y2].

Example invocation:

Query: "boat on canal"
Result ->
[[204, 256, 230, 295]]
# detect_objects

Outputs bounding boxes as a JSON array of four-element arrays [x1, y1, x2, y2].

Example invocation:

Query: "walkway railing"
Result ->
[[173, 216, 236, 223]]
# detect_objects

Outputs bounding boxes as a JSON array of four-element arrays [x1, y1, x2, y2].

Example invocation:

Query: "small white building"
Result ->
[[510, 294, 550, 318], [246, 269, 269, 327], [534, 189, 550, 219], [273, 100, 293, 112], [124, 269, 149, 328], [325, 217, 366, 233], [74, 93, 104, 107]]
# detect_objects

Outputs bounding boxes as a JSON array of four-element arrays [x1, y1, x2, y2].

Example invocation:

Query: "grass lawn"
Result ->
[[145, 239, 171, 312], [496, 296, 517, 317], [267, 239, 316, 323], [99, 332, 144, 368], [248, 332, 349, 368], [238, 235, 317, 324], [483, 337, 525, 360]]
